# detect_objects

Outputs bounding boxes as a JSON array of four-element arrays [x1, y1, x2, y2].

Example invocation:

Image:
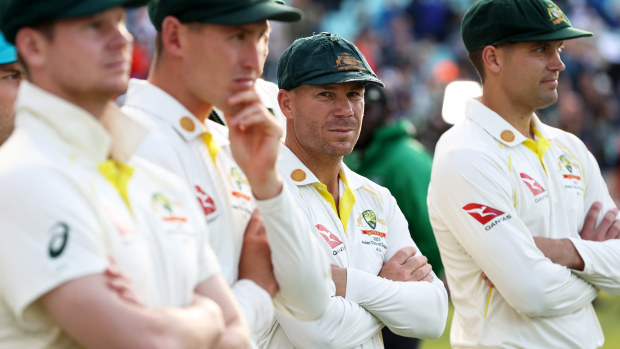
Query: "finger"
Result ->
[[228, 104, 275, 131], [594, 208, 619, 241], [244, 209, 264, 237], [481, 272, 489, 280], [227, 89, 261, 107], [389, 246, 417, 265], [411, 263, 433, 282], [403, 254, 427, 272], [605, 219, 620, 240], [581, 202, 602, 240]]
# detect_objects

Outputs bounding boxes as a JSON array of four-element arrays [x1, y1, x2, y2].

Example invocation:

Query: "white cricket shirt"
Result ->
[[0, 82, 220, 348], [264, 146, 448, 348], [429, 98, 620, 348], [121, 79, 330, 341]]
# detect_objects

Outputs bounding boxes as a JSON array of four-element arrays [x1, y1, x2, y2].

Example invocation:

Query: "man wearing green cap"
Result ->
[[0, 31, 23, 145], [428, 0, 620, 347], [0, 1, 251, 347], [270, 32, 448, 348], [121, 0, 331, 346]]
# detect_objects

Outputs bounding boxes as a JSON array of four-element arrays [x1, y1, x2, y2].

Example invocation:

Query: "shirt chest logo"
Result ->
[[151, 193, 188, 223], [195, 184, 217, 216], [316, 224, 345, 255], [520, 173, 546, 196]]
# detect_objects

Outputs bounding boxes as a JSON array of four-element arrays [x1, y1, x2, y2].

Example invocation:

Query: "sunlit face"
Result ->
[[40, 7, 133, 103], [180, 20, 269, 114], [496, 41, 566, 111], [0, 62, 24, 145], [284, 82, 365, 161]]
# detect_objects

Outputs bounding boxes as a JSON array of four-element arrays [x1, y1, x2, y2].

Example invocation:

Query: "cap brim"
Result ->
[[199, 2, 302, 25], [0, 46, 17, 65], [299, 70, 385, 88], [504, 27, 593, 44], [58, 0, 149, 20]]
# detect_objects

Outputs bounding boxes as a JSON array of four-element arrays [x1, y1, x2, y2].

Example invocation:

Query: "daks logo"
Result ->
[[520, 173, 545, 196], [316, 224, 343, 249], [462, 203, 505, 225]]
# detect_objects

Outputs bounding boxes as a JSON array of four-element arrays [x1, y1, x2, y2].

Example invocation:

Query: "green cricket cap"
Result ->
[[277, 32, 384, 90], [462, 0, 593, 52], [148, 0, 303, 31], [0, 32, 16, 65], [0, 0, 149, 45]]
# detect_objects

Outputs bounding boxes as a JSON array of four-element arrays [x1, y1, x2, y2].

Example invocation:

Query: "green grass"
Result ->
[[421, 292, 620, 349]]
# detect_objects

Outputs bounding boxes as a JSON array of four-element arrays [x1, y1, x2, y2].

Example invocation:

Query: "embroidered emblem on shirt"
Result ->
[[463, 203, 505, 225], [195, 185, 217, 216], [180, 116, 195, 132], [316, 224, 344, 249], [291, 169, 306, 182], [151, 193, 187, 223], [500, 130, 515, 142], [362, 209, 377, 229], [559, 154, 581, 180], [48, 222, 70, 258], [520, 173, 546, 196]]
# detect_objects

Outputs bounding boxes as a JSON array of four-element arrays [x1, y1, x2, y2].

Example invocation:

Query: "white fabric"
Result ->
[[121, 79, 330, 342], [264, 146, 448, 349], [0, 81, 220, 348], [428, 98, 620, 348]]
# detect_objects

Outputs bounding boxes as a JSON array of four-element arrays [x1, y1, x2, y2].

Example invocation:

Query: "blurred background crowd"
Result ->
[[127, 0, 620, 197]]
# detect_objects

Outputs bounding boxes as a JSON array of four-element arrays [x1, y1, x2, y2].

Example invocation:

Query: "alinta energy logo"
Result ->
[[462, 203, 511, 230], [520, 173, 546, 196]]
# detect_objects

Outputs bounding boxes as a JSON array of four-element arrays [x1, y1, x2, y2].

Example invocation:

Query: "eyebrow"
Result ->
[[0, 67, 23, 75]]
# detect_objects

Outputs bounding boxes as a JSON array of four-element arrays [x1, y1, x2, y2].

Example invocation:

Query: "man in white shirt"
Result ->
[[0, 31, 23, 145], [270, 32, 448, 348], [0, 1, 249, 347], [121, 0, 331, 345], [428, 0, 620, 347]]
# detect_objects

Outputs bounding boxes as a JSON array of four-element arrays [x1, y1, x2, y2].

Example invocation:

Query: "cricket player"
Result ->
[[428, 0, 620, 347], [121, 0, 331, 345], [0, 31, 22, 145], [0, 0, 249, 347], [269, 32, 448, 348]]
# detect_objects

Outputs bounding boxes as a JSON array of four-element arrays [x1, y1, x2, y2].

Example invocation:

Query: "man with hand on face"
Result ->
[[0, 0, 250, 347], [121, 0, 331, 346], [270, 32, 448, 348], [428, 0, 620, 347], [0, 31, 23, 145]]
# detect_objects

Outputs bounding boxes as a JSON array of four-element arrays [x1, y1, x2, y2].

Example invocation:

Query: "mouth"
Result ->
[[541, 76, 559, 87], [106, 60, 129, 73], [233, 77, 256, 90]]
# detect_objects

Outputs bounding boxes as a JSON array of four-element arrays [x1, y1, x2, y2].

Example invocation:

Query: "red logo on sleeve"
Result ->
[[520, 173, 546, 196], [316, 224, 343, 249], [462, 203, 505, 225], [195, 185, 216, 216]]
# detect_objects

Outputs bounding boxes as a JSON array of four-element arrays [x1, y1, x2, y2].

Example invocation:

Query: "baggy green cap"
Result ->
[[0, 32, 17, 65], [148, 0, 303, 31], [462, 0, 593, 52], [0, 0, 149, 44], [277, 32, 384, 90]]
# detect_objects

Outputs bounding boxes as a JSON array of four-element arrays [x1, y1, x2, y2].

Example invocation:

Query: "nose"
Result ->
[[549, 51, 565, 72], [110, 21, 132, 50], [334, 94, 354, 117], [241, 40, 261, 73]]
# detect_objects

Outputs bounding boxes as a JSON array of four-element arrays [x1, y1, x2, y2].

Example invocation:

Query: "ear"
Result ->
[[277, 89, 294, 121], [481, 45, 503, 75], [160, 16, 184, 57], [15, 28, 48, 69]]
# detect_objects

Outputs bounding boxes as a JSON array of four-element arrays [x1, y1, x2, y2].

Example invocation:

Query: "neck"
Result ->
[[149, 66, 212, 123], [480, 93, 535, 140], [286, 141, 342, 200]]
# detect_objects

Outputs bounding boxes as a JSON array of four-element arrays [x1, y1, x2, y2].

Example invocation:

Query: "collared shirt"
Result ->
[[121, 79, 330, 342], [264, 146, 448, 349], [429, 98, 620, 348], [0, 82, 220, 348]]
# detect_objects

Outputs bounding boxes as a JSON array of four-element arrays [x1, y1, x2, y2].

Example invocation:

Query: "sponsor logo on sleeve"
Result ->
[[195, 185, 217, 216], [463, 203, 511, 230]]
